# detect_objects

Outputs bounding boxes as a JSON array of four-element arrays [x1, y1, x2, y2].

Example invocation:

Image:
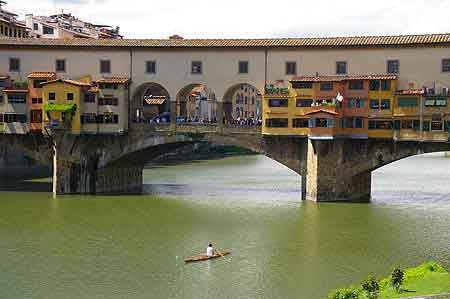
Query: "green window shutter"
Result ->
[[398, 97, 418, 107], [393, 120, 401, 130]]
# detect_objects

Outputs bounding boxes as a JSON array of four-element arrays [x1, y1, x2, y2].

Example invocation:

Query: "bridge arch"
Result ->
[[222, 83, 263, 124], [175, 83, 218, 123], [131, 82, 171, 124]]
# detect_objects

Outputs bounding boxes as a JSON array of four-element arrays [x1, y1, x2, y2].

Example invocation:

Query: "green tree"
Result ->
[[329, 287, 360, 299], [361, 275, 380, 299], [391, 267, 404, 293]]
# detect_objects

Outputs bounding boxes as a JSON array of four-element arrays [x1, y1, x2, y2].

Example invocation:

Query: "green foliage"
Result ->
[[43, 103, 77, 113], [320, 102, 337, 107], [329, 287, 361, 299], [330, 262, 450, 299], [361, 275, 380, 299], [11, 81, 28, 89], [391, 267, 404, 293]]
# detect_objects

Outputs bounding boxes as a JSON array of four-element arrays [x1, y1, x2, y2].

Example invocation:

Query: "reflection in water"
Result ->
[[0, 154, 449, 299]]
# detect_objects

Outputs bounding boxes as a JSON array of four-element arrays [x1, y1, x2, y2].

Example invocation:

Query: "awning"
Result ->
[[144, 96, 166, 105]]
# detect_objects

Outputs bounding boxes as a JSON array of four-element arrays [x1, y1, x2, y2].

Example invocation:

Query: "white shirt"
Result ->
[[206, 246, 214, 257]]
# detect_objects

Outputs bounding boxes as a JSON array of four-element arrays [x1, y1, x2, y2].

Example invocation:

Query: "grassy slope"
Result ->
[[379, 262, 450, 298]]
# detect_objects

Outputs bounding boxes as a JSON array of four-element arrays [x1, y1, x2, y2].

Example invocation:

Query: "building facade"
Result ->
[[0, 4, 29, 38], [0, 34, 449, 140], [25, 13, 121, 39]]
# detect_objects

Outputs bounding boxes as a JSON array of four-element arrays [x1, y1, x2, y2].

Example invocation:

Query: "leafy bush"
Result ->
[[361, 275, 380, 299], [329, 287, 361, 299], [11, 81, 28, 89], [391, 267, 404, 293]]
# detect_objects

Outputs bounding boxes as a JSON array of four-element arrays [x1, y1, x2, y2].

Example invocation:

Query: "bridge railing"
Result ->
[[129, 122, 261, 135]]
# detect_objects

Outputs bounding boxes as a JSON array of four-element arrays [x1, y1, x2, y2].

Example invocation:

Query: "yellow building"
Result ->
[[367, 76, 397, 138], [41, 79, 92, 134]]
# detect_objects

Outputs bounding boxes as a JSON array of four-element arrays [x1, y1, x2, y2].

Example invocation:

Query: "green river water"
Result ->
[[0, 154, 450, 299]]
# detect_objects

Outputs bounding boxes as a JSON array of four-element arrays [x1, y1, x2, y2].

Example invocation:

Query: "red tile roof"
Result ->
[[305, 109, 339, 115], [27, 72, 57, 79], [41, 78, 92, 87], [96, 77, 130, 84], [1, 33, 450, 49], [291, 74, 398, 82]]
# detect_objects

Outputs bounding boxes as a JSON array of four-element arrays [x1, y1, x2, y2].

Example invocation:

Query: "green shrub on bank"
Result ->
[[329, 287, 362, 299], [331, 262, 450, 299]]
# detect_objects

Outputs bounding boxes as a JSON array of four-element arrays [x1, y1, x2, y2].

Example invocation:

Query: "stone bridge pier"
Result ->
[[306, 139, 450, 202]]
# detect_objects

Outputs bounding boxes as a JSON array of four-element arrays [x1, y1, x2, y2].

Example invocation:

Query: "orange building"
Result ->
[[27, 72, 57, 132]]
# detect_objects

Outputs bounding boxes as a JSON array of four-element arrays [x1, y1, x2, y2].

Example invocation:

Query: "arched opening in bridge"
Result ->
[[176, 84, 217, 123], [371, 151, 450, 203], [222, 83, 262, 125], [131, 82, 171, 124]]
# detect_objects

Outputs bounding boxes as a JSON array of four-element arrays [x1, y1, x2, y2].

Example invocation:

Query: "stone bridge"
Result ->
[[33, 123, 448, 202]]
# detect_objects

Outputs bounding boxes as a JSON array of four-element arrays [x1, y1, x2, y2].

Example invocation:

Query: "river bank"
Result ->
[[329, 262, 450, 299]]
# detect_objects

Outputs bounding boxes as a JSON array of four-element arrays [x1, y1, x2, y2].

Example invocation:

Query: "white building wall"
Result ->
[[0, 45, 449, 103]]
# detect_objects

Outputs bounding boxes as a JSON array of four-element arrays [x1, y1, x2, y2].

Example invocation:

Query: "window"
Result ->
[[146, 61, 156, 74], [268, 99, 288, 107], [286, 62, 297, 75], [43, 26, 54, 35], [7, 93, 26, 103], [369, 80, 380, 91], [320, 82, 333, 91], [442, 59, 450, 72], [336, 61, 347, 74], [67, 93, 74, 101], [56, 59, 66, 72], [48, 92, 56, 101], [33, 79, 46, 89], [292, 82, 313, 89], [381, 80, 391, 91], [100, 60, 111, 74], [81, 113, 97, 124], [251, 97, 255, 105], [349, 80, 364, 90], [398, 97, 418, 107], [296, 99, 313, 107], [4, 114, 27, 123], [30, 110, 42, 123], [346, 98, 365, 108], [238, 61, 249, 74], [99, 113, 119, 124], [33, 23, 38, 30], [355, 118, 363, 128], [9, 58, 20, 72], [387, 60, 399, 74], [311, 118, 334, 128], [401, 119, 420, 130], [265, 118, 288, 128], [31, 98, 43, 104], [370, 99, 379, 109], [244, 96, 248, 104], [0, 113, 3, 123], [0, 94, 3, 103], [431, 121, 443, 131], [85, 93, 96, 103], [191, 61, 202, 74], [98, 97, 118, 106], [98, 83, 118, 90], [369, 120, 393, 130], [425, 97, 447, 107], [423, 120, 430, 131], [292, 118, 309, 128], [380, 99, 391, 110]]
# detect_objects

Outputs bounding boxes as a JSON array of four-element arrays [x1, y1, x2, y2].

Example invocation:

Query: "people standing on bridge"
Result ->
[[206, 243, 214, 257]]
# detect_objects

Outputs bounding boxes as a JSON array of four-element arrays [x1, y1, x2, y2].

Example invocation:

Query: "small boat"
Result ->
[[184, 250, 231, 263]]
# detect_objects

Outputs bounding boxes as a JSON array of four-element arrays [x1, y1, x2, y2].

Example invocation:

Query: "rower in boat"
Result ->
[[206, 243, 214, 257]]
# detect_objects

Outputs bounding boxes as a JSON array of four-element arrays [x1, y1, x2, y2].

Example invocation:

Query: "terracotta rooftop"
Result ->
[[291, 74, 398, 82], [1, 33, 450, 48], [27, 72, 57, 79], [96, 77, 130, 84], [41, 78, 92, 87], [305, 108, 339, 115]]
